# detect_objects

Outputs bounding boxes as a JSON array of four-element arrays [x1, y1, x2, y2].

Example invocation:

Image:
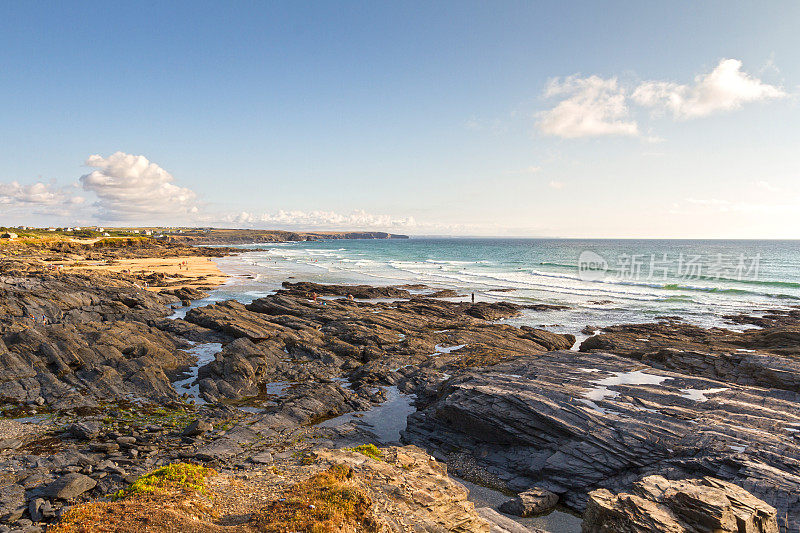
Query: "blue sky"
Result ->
[[1, 1, 798, 237]]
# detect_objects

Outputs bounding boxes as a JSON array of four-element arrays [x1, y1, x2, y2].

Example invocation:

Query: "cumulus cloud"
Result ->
[[632, 59, 786, 119], [80, 152, 198, 220], [538, 59, 786, 139], [537, 75, 639, 138], [0, 181, 84, 215], [225, 209, 418, 230]]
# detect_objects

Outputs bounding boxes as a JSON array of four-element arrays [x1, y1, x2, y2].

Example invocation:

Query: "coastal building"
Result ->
[[1, 232, 18, 239]]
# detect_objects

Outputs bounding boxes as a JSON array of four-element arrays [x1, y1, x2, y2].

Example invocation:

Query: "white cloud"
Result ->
[[80, 152, 198, 221], [0, 181, 84, 215], [548, 180, 565, 189], [632, 59, 786, 119], [537, 75, 639, 138], [225, 209, 417, 230], [215, 209, 538, 236]]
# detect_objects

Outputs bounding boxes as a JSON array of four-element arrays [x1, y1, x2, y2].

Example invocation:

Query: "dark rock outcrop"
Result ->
[[185, 291, 574, 405], [579, 318, 800, 393], [583, 475, 778, 533], [278, 281, 413, 299], [403, 350, 800, 532]]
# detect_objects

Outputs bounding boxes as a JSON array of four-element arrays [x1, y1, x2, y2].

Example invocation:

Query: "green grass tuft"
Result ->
[[349, 443, 384, 461], [112, 463, 215, 500]]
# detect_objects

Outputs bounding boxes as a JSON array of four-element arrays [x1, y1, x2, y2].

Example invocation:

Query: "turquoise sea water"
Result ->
[[205, 238, 800, 339]]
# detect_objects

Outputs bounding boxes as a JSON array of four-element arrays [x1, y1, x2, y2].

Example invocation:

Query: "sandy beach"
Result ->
[[60, 255, 229, 291]]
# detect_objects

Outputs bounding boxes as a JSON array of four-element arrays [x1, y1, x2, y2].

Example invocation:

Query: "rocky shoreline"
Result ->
[[0, 242, 794, 532]]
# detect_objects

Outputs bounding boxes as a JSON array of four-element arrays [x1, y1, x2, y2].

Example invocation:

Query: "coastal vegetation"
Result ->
[[251, 464, 379, 533]]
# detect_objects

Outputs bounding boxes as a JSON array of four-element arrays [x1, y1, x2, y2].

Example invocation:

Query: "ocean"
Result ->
[[193, 238, 800, 341]]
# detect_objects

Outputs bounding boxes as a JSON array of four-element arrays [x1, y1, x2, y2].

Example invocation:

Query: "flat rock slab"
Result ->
[[44, 473, 97, 500], [404, 350, 800, 532]]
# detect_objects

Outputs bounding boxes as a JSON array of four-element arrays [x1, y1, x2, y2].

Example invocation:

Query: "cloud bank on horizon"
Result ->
[[0, 151, 424, 232]]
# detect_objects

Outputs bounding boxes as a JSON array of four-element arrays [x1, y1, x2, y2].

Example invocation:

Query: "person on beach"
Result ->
[[312, 292, 318, 303], [41, 314, 47, 325], [471, 292, 475, 304], [347, 293, 354, 301]]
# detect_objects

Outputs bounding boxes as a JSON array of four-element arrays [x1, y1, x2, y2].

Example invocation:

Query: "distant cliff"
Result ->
[[168, 229, 409, 245]]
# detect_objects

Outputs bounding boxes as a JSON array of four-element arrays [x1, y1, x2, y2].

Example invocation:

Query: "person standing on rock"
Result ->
[[471, 292, 475, 304]]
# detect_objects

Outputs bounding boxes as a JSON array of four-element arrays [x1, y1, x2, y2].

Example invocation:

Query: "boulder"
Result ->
[[43, 473, 97, 500], [251, 451, 274, 465], [182, 419, 213, 437], [0, 483, 25, 522], [583, 475, 778, 533], [68, 421, 100, 440], [28, 498, 54, 523], [499, 487, 558, 517]]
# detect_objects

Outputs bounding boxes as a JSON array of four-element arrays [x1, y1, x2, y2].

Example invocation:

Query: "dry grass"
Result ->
[[251, 464, 379, 533], [49, 462, 384, 533], [50, 496, 221, 533], [51, 463, 220, 533]]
